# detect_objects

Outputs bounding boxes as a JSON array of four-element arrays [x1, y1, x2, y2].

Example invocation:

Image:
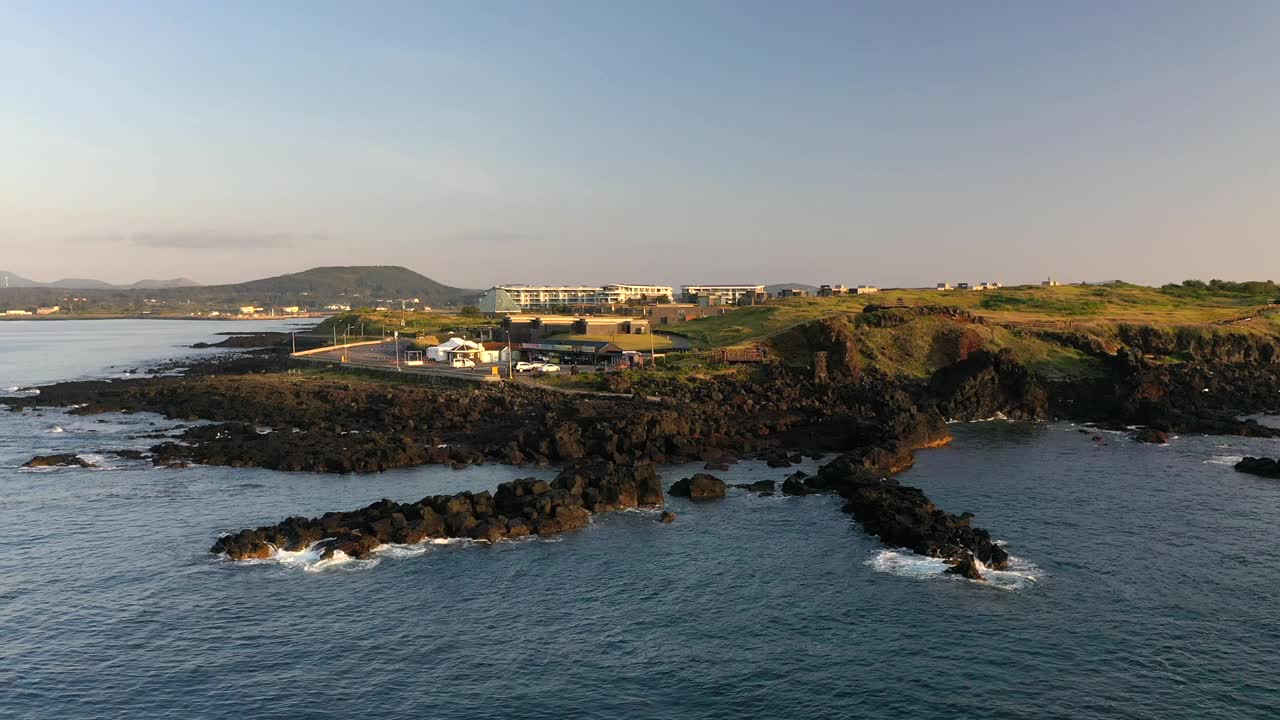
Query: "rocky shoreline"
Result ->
[[9, 315, 1280, 581]]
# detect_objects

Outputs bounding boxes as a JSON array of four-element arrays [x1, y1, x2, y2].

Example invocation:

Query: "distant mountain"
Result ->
[[0, 272, 201, 290], [765, 283, 819, 295], [48, 278, 116, 289], [154, 266, 482, 308], [0, 271, 40, 288], [0, 266, 480, 312], [130, 277, 201, 289]]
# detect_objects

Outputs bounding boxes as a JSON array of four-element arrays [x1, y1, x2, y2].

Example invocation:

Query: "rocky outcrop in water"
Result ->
[[1133, 428, 1170, 444], [805, 444, 1010, 570], [212, 461, 664, 560], [945, 553, 985, 580], [22, 453, 94, 469], [668, 473, 727, 500], [1235, 457, 1280, 479], [733, 479, 776, 494]]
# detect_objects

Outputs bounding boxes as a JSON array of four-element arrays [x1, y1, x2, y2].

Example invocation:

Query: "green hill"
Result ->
[[0, 266, 482, 315], [180, 266, 480, 307]]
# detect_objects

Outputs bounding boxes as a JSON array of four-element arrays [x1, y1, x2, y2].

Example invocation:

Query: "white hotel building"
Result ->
[[680, 284, 767, 305], [492, 284, 674, 311]]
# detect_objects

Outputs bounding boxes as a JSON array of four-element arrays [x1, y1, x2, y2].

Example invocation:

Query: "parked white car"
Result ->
[[539, 364, 560, 372], [450, 357, 476, 368], [515, 361, 538, 372]]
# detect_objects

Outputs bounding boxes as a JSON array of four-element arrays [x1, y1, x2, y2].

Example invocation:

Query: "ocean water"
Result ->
[[2, 322, 1279, 719]]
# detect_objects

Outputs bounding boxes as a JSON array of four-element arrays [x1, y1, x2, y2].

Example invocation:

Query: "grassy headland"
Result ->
[[669, 282, 1280, 349]]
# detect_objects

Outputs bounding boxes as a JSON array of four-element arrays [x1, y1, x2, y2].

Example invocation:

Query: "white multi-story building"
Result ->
[[680, 284, 766, 305], [496, 285, 602, 309], [597, 284, 674, 304], [489, 283, 673, 311]]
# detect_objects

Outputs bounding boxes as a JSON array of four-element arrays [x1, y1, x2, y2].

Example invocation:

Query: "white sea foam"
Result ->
[[263, 542, 382, 572], [946, 411, 1009, 425], [232, 536, 489, 573], [78, 453, 111, 469], [867, 548, 1040, 591], [1204, 455, 1244, 466]]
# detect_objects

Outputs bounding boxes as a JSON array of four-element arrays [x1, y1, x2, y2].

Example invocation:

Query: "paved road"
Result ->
[[297, 340, 504, 382]]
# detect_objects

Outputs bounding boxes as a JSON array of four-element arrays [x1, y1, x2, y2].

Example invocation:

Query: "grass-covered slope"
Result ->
[[670, 283, 1280, 350], [314, 308, 498, 340]]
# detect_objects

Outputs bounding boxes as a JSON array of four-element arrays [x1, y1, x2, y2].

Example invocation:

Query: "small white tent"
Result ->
[[426, 337, 482, 362]]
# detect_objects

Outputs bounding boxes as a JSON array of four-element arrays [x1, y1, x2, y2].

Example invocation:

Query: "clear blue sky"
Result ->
[[2, 1, 1277, 288]]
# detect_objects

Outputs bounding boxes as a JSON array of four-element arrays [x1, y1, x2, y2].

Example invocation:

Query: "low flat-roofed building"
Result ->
[[851, 285, 880, 295], [1042, 278, 1061, 287], [500, 314, 650, 342], [646, 304, 734, 325], [818, 285, 848, 297], [936, 282, 953, 291], [515, 339, 643, 367], [35, 305, 60, 315], [681, 284, 766, 305]]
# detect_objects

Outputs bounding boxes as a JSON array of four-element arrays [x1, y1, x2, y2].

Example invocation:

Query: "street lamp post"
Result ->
[[506, 330, 513, 380], [395, 331, 401, 372]]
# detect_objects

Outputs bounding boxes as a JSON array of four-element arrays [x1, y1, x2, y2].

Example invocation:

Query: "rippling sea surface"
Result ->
[[2, 321, 1279, 719]]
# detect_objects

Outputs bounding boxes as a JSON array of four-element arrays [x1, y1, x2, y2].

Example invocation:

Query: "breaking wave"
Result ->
[[866, 548, 1040, 591], [1204, 455, 1244, 466], [227, 537, 482, 573]]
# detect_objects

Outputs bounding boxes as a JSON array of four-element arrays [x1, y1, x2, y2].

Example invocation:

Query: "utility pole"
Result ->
[[395, 330, 401, 372], [506, 330, 513, 380], [291, 331, 296, 354]]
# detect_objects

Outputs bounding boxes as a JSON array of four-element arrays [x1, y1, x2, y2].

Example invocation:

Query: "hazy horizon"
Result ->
[[3, 1, 1278, 288]]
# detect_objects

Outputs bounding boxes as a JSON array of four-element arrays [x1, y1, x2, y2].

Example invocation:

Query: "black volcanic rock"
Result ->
[[945, 553, 985, 581], [1133, 428, 1170, 444], [1235, 457, 1280, 479], [930, 349, 1049, 422], [668, 473, 727, 500], [733, 480, 776, 494], [22, 453, 94, 469], [815, 447, 1010, 569]]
